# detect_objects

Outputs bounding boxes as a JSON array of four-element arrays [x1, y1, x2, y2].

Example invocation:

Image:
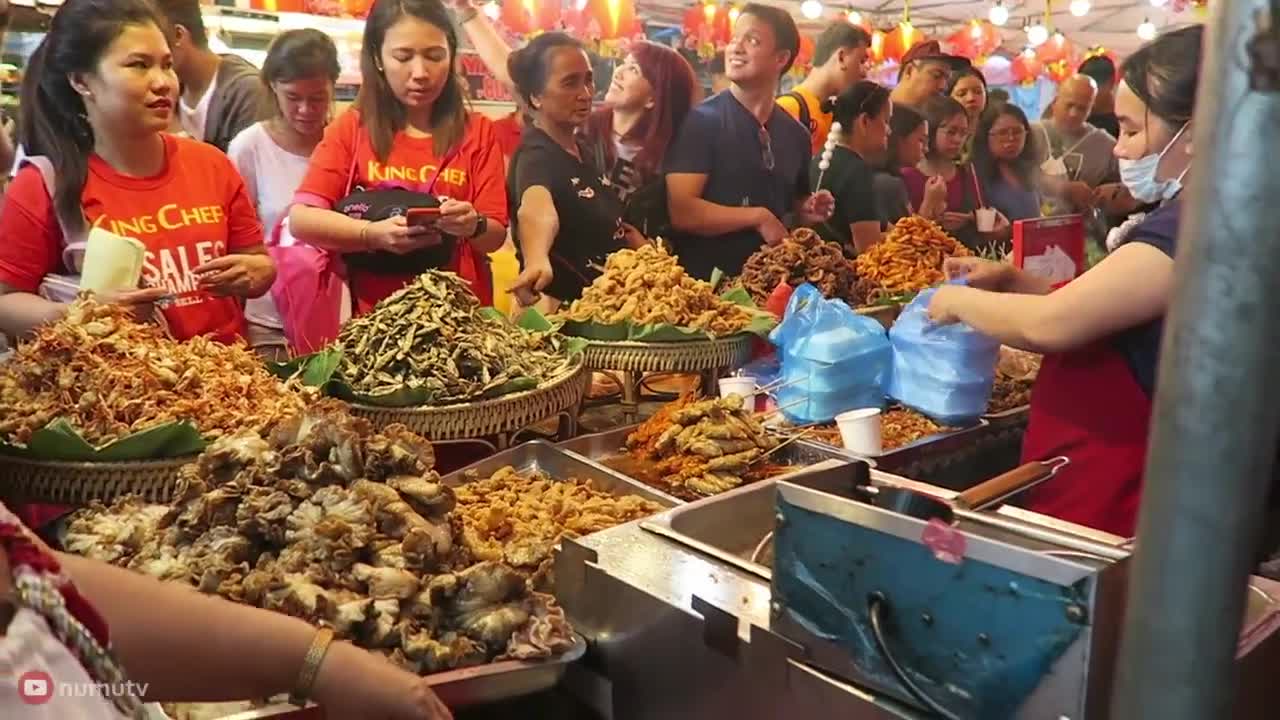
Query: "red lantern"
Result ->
[[583, 0, 639, 40], [794, 33, 815, 70], [882, 24, 923, 64], [1045, 59, 1073, 83], [501, 0, 559, 35], [1011, 53, 1044, 84]]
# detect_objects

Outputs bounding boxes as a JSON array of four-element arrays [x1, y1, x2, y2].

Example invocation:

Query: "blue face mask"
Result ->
[[1118, 123, 1189, 203]]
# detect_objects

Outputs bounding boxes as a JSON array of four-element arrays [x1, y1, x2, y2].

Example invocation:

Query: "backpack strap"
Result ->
[[783, 91, 814, 134]]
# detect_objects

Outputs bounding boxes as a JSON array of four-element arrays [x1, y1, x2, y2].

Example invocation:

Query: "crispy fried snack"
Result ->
[[739, 228, 857, 305], [855, 216, 971, 296], [562, 244, 755, 337], [451, 466, 662, 571], [987, 347, 1041, 413], [623, 394, 779, 500], [0, 297, 306, 445]]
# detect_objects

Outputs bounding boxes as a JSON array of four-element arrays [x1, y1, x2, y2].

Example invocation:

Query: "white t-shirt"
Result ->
[[227, 122, 312, 331], [179, 79, 217, 142]]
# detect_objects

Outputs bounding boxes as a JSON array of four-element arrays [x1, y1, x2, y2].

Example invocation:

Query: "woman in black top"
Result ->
[[506, 33, 637, 311], [810, 81, 891, 255], [872, 105, 929, 227]]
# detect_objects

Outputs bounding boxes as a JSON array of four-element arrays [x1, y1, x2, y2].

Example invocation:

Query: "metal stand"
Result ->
[[1111, 6, 1280, 718]]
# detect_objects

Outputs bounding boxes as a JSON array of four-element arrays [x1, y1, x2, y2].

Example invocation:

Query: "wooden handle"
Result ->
[[955, 459, 1065, 510]]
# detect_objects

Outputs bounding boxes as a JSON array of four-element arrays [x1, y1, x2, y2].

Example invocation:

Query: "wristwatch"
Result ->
[[470, 214, 488, 238]]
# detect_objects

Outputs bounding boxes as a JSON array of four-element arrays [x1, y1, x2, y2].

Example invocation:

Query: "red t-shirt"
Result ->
[[293, 109, 508, 313], [0, 135, 262, 342], [492, 112, 523, 160]]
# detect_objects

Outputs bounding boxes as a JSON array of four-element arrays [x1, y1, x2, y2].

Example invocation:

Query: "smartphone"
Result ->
[[407, 207, 441, 228]]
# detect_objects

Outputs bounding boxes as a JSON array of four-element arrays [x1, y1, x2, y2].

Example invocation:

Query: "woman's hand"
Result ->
[[99, 286, 170, 322], [365, 217, 441, 254], [621, 223, 648, 248], [511, 256, 553, 306], [436, 199, 480, 238], [922, 175, 948, 217], [311, 641, 453, 720], [943, 256, 1011, 291], [941, 211, 974, 232], [927, 284, 966, 325], [195, 255, 276, 298]]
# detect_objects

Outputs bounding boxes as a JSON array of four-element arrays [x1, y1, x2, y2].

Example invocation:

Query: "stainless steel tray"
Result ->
[[181, 635, 589, 718], [442, 439, 680, 508], [559, 424, 860, 474]]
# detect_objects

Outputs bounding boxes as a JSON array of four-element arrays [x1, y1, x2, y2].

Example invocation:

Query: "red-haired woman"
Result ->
[[583, 41, 700, 238]]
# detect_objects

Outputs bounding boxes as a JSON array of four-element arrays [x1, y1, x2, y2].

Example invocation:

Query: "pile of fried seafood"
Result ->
[[854, 217, 971, 304], [0, 297, 304, 446], [561, 244, 755, 336], [63, 402, 576, 674], [739, 228, 857, 306]]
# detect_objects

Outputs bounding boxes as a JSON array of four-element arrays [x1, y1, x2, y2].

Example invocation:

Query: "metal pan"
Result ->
[[858, 456, 1070, 523]]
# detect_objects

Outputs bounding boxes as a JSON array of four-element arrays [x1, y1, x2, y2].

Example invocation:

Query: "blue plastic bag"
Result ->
[[769, 284, 891, 424], [887, 288, 1000, 425]]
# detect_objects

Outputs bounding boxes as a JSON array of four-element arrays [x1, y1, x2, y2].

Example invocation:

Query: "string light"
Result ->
[[1069, 0, 1090, 16], [1137, 17, 1157, 39], [800, 0, 824, 19], [483, 0, 499, 19], [1026, 20, 1049, 46], [847, 10, 863, 25], [989, 0, 1009, 26]]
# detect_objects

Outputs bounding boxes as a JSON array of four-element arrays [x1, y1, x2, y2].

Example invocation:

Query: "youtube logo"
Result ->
[[18, 670, 53, 705]]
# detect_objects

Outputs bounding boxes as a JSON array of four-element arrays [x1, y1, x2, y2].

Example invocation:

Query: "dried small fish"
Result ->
[[336, 272, 577, 404]]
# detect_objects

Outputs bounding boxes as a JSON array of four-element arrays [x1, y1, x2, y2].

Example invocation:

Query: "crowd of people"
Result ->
[[0, 0, 1220, 715]]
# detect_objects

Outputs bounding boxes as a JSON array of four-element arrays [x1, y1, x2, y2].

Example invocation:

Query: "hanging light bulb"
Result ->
[[1069, 0, 1090, 16], [1026, 20, 1049, 47], [800, 0, 824, 19], [846, 10, 863, 26], [1137, 17, 1157, 39], [1022, 45, 1036, 60], [1149, 0, 1169, 7], [1052, 30, 1066, 45], [728, 5, 741, 23], [483, 0, 499, 19], [970, 20, 984, 39], [989, 0, 1009, 26]]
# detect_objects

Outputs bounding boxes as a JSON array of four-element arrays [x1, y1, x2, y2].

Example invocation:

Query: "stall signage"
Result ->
[[459, 51, 513, 103], [1013, 214, 1085, 288]]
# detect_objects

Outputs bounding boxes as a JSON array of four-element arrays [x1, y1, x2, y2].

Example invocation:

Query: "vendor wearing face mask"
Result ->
[[923, 25, 1200, 537]]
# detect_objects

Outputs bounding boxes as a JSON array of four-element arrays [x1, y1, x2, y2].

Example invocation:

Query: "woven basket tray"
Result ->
[[580, 334, 754, 374], [0, 455, 191, 505], [347, 356, 588, 440]]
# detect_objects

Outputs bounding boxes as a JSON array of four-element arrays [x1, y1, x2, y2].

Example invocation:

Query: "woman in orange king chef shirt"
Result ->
[[0, 0, 272, 343], [289, 0, 508, 314]]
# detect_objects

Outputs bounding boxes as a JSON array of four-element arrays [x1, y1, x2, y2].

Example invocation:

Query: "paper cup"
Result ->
[[718, 376, 758, 409], [975, 207, 997, 232], [835, 408, 883, 455]]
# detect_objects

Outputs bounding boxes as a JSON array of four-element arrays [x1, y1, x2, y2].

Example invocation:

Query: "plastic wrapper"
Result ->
[[769, 284, 891, 424], [888, 288, 1000, 425]]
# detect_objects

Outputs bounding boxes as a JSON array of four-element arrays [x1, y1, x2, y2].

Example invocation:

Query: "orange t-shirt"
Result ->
[[0, 135, 262, 342], [777, 86, 831, 156], [293, 109, 509, 312]]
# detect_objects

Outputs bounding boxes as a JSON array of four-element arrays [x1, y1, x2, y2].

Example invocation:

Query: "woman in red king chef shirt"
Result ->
[[0, 0, 272, 342], [289, 0, 507, 313]]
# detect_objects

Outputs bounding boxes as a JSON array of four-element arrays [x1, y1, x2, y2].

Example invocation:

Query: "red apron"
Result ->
[[1020, 341, 1153, 536]]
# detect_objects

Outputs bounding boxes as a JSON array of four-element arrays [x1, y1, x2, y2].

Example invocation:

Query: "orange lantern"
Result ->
[[1036, 32, 1074, 65], [869, 29, 886, 63], [883, 24, 923, 64], [1045, 59, 1073, 83], [583, 0, 639, 40], [1011, 53, 1044, 84]]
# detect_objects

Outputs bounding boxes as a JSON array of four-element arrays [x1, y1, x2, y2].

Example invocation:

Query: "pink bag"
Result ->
[[268, 217, 351, 354]]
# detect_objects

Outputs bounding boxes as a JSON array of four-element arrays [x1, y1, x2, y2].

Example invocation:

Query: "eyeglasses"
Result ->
[[758, 126, 774, 171], [990, 128, 1027, 141]]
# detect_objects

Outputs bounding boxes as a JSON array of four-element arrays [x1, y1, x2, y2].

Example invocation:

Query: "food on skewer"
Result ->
[[336, 271, 578, 404], [738, 228, 857, 306], [0, 296, 306, 447], [562, 244, 756, 336], [623, 394, 781, 499], [63, 402, 576, 675]]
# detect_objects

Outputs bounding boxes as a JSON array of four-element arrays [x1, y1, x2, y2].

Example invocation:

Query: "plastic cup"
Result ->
[[975, 207, 997, 232], [718, 375, 758, 409], [835, 408, 883, 455]]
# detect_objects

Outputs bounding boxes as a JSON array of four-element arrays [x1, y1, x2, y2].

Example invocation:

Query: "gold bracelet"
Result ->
[[289, 627, 335, 707]]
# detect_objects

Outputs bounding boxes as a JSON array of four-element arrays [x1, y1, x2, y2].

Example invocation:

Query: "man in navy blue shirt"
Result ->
[[664, 3, 834, 280]]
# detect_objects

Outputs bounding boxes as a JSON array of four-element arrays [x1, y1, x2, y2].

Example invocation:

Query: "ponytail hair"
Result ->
[[821, 80, 891, 136], [19, 0, 170, 238]]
